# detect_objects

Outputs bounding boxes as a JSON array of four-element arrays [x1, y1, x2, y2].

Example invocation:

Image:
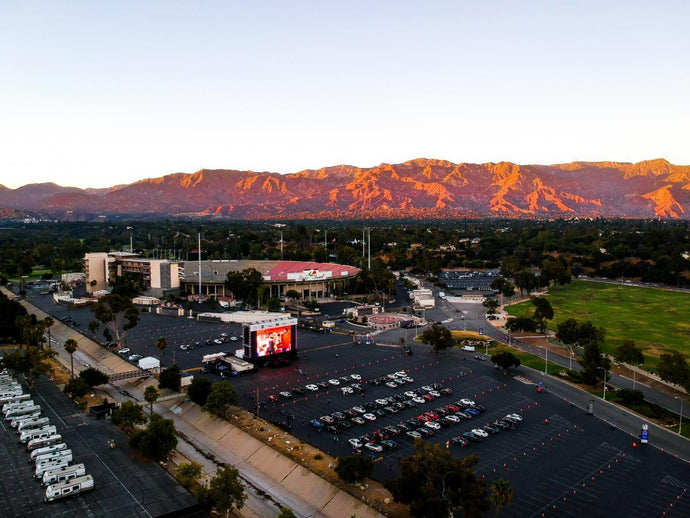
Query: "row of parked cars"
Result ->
[[180, 332, 239, 351], [0, 370, 94, 503], [266, 373, 365, 402]]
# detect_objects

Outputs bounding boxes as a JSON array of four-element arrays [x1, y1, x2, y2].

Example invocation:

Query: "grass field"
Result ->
[[506, 280, 690, 369]]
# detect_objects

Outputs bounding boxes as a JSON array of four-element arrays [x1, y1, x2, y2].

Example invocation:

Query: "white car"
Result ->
[[506, 413, 523, 421], [425, 421, 441, 430], [404, 391, 416, 398], [395, 371, 407, 377], [364, 442, 383, 452], [340, 386, 354, 395], [350, 374, 361, 381], [421, 385, 434, 392], [180, 344, 189, 350], [385, 381, 398, 388], [472, 428, 489, 438], [352, 416, 365, 425], [376, 399, 389, 406], [352, 406, 366, 414], [445, 415, 461, 423], [413, 397, 426, 404], [459, 398, 475, 407], [363, 413, 377, 421], [328, 379, 340, 386], [406, 430, 422, 439], [401, 377, 414, 383], [117, 348, 131, 355], [348, 438, 362, 448], [230, 336, 238, 341], [305, 384, 319, 391], [213, 339, 222, 345], [428, 390, 441, 397]]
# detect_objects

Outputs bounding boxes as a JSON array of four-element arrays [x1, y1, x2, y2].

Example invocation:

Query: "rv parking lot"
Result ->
[[0, 375, 198, 517]]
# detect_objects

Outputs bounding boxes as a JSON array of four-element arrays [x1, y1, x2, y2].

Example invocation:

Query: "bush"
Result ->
[[160, 364, 182, 391], [335, 454, 373, 484], [188, 376, 212, 406], [79, 367, 109, 388], [619, 388, 645, 405]]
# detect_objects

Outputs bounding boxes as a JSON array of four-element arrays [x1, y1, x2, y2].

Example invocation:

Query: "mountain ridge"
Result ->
[[2, 159, 690, 220]]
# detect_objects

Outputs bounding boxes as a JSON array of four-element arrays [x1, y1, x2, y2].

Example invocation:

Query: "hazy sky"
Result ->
[[2, 1, 688, 189]]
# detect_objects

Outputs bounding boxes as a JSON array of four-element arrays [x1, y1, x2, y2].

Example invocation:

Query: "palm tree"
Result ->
[[155, 336, 168, 364], [490, 477, 514, 517], [64, 338, 78, 379], [144, 385, 159, 415]]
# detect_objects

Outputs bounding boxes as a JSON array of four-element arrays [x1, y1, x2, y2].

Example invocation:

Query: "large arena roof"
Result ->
[[183, 260, 360, 283]]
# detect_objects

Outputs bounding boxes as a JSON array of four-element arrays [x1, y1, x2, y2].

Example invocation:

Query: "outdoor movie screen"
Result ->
[[254, 325, 294, 357]]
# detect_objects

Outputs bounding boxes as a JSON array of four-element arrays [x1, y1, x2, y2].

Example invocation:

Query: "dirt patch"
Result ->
[[230, 409, 410, 518]]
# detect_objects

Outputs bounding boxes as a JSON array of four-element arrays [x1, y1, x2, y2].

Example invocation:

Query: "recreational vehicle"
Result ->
[[5, 404, 41, 420], [35, 457, 71, 479], [0, 393, 30, 405], [33, 449, 72, 467], [42, 463, 86, 487], [20, 425, 57, 444], [27, 434, 62, 451], [44, 475, 94, 502], [3, 400, 35, 414], [17, 417, 50, 433], [30, 442, 67, 461]]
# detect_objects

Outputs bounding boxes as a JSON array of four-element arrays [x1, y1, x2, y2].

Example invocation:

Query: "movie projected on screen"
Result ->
[[254, 325, 293, 357]]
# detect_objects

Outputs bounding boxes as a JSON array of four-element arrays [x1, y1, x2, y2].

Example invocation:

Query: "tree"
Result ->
[[64, 338, 78, 379], [419, 323, 455, 353], [657, 350, 689, 387], [513, 269, 538, 297], [202, 465, 246, 514], [505, 316, 537, 333], [111, 401, 147, 432], [491, 352, 521, 372], [489, 477, 514, 517], [385, 441, 489, 518], [615, 339, 644, 366], [155, 336, 168, 363], [578, 340, 611, 385], [277, 507, 297, 518], [160, 364, 182, 392], [501, 282, 516, 298], [144, 385, 160, 415], [224, 268, 264, 307], [90, 293, 140, 348], [483, 298, 500, 315], [266, 297, 281, 312], [531, 296, 554, 321], [0, 291, 27, 342], [16, 314, 54, 349], [176, 461, 203, 488], [188, 376, 213, 406], [79, 367, 108, 387], [285, 289, 300, 300], [203, 381, 239, 419], [556, 318, 605, 346], [335, 454, 374, 483], [64, 377, 90, 398], [129, 412, 177, 462], [0, 347, 56, 390]]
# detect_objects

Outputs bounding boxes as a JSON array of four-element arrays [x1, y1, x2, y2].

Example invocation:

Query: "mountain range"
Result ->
[[2, 158, 689, 220]]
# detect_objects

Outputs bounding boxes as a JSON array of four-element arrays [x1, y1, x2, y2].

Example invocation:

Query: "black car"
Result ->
[[339, 420, 352, 430], [483, 425, 500, 434], [292, 387, 304, 395], [384, 425, 400, 436], [463, 431, 482, 442], [398, 423, 411, 432], [331, 411, 346, 421], [417, 427, 434, 437], [452, 435, 469, 447], [374, 408, 386, 417], [326, 425, 340, 435], [317, 381, 329, 389]]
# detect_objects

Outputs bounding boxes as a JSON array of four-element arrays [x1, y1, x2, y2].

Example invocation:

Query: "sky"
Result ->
[[1, 1, 689, 189]]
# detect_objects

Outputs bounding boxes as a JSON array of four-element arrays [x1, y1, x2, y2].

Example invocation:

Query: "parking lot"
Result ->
[[0, 373, 200, 517], [26, 293, 690, 517]]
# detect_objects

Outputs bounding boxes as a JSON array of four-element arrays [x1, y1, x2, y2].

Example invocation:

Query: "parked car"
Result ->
[[364, 442, 383, 453], [452, 435, 469, 447], [381, 439, 398, 450], [348, 438, 362, 448], [406, 430, 422, 439], [117, 348, 130, 355], [305, 384, 319, 391]]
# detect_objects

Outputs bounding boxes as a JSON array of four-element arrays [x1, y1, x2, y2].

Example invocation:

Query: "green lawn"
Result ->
[[506, 280, 690, 369]]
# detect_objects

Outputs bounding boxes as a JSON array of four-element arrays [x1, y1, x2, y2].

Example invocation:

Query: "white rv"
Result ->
[[20, 425, 58, 444], [27, 434, 62, 451], [5, 404, 41, 420], [0, 393, 30, 405], [35, 457, 71, 478], [42, 463, 86, 487], [34, 449, 72, 467], [30, 442, 68, 461], [17, 417, 50, 433], [3, 400, 35, 415], [44, 474, 94, 502]]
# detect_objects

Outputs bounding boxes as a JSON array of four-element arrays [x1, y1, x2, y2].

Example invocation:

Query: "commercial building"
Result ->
[[83, 252, 180, 298]]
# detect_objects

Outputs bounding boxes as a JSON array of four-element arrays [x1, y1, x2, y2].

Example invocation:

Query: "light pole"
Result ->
[[597, 367, 608, 401], [544, 344, 548, 374], [676, 396, 684, 435], [632, 364, 642, 391]]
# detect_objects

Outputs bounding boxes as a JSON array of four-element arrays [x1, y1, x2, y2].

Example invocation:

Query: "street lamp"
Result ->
[[676, 396, 684, 435], [597, 367, 608, 401], [632, 364, 642, 392]]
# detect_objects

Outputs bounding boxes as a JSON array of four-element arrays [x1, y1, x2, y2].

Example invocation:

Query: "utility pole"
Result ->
[[367, 227, 371, 270], [198, 233, 202, 303], [280, 230, 284, 260]]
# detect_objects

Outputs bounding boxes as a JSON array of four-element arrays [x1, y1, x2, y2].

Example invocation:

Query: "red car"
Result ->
[[425, 411, 439, 420], [417, 415, 431, 422]]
